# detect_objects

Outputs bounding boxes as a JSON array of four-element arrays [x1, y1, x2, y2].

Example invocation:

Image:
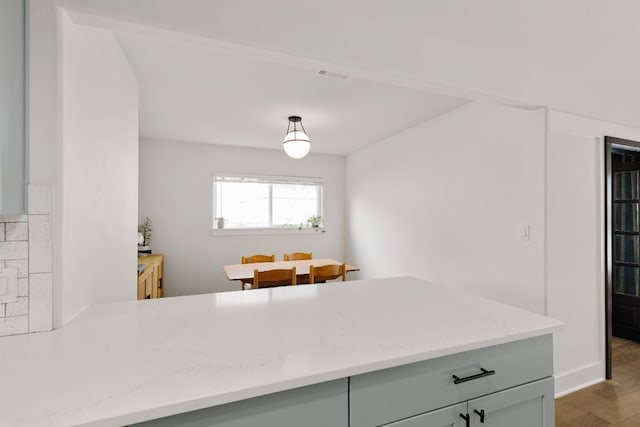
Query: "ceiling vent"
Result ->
[[316, 69, 350, 81]]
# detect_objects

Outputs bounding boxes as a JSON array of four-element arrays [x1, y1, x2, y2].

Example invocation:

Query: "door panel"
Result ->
[[468, 378, 553, 427], [612, 151, 640, 343]]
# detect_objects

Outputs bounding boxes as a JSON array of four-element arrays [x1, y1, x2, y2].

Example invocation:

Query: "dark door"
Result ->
[[612, 148, 640, 342]]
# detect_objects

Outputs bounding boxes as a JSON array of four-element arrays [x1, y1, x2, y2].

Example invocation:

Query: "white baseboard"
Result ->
[[554, 362, 604, 398]]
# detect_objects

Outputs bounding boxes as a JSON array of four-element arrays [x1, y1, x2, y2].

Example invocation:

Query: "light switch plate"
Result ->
[[518, 225, 531, 241], [0, 268, 18, 303]]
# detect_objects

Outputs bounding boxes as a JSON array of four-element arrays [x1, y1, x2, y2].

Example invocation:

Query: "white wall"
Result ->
[[547, 110, 640, 395], [345, 103, 640, 396], [138, 139, 345, 296], [346, 101, 546, 314], [58, 13, 139, 325]]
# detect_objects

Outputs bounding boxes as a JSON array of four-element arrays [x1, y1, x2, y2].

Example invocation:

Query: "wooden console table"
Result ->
[[137, 254, 164, 300]]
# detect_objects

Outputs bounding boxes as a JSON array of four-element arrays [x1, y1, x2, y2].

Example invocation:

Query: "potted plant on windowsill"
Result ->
[[306, 215, 324, 232], [215, 217, 225, 229]]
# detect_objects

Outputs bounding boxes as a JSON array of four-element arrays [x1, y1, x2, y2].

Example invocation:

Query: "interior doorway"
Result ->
[[605, 136, 640, 379]]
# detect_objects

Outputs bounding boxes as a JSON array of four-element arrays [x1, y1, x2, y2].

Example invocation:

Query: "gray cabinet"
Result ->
[[382, 378, 553, 427], [0, 0, 26, 214], [134, 335, 554, 426], [134, 379, 348, 427], [468, 378, 554, 427], [349, 335, 553, 427]]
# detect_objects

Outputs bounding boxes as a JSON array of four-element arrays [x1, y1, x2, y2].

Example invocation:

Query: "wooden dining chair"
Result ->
[[253, 267, 297, 289], [240, 255, 276, 290], [283, 252, 313, 284], [283, 252, 312, 261], [309, 263, 346, 284], [242, 254, 275, 264]]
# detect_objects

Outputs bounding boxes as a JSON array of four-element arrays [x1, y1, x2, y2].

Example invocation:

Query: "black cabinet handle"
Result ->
[[474, 409, 485, 423], [452, 368, 496, 384], [459, 413, 470, 427]]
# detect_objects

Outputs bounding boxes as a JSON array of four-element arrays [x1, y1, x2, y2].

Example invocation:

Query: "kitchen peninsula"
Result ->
[[0, 277, 561, 426]]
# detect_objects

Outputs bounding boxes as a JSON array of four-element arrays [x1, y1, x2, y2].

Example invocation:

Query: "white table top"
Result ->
[[223, 258, 359, 281], [0, 276, 562, 426]]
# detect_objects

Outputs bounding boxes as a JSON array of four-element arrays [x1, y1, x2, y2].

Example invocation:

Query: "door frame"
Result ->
[[604, 136, 640, 379]]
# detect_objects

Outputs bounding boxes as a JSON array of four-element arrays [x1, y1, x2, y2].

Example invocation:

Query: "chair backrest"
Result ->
[[242, 254, 275, 264], [253, 267, 297, 289], [283, 252, 313, 261], [309, 263, 346, 284]]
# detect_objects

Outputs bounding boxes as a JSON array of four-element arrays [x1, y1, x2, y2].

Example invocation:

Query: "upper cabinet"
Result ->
[[0, 0, 25, 214]]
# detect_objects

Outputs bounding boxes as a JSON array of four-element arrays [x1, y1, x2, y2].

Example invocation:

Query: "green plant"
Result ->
[[306, 215, 322, 229], [138, 217, 153, 246]]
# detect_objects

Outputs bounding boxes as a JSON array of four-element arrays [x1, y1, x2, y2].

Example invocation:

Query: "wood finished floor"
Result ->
[[556, 337, 640, 426]]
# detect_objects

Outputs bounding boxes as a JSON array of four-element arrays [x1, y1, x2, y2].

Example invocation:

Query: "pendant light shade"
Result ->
[[283, 116, 310, 159]]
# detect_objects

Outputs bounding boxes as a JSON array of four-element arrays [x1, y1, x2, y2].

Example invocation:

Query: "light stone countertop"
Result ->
[[0, 276, 562, 426]]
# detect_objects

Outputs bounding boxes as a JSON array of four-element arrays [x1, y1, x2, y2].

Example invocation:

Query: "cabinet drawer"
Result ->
[[385, 402, 467, 427], [350, 335, 552, 427]]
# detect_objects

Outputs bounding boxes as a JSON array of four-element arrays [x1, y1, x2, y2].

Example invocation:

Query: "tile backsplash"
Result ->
[[0, 184, 53, 336]]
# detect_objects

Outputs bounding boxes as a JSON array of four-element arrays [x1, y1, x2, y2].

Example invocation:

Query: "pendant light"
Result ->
[[283, 115, 311, 159]]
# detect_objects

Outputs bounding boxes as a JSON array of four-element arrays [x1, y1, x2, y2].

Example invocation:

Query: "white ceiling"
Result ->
[[60, 0, 640, 75], [60, 0, 640, 139], [114, 33, 467, 155]]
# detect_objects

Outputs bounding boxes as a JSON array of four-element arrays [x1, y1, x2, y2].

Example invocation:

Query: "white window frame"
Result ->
[[212, 172, 325, 236]]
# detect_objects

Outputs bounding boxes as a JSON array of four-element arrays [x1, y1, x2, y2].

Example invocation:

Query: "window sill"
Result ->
[[210, 227, 326, 237]]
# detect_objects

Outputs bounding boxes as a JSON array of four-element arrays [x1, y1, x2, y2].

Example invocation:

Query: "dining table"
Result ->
[[223, 258, 359, 287]]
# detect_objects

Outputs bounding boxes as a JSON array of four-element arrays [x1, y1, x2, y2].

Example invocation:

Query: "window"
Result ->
[[214, 173, 323, 230]]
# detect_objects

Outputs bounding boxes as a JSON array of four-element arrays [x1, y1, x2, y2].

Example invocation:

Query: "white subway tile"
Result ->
[[28, 214, 51, 242], [6, 260, 28, 278], [29, 273, 52, 332], [6, 296, 28, 316], [17, 278, 28, 297], [5, 222, 28, 241], [0, 315, 28, 336], [0, 242, 28, 260], [29, 215, 52, 273], [0, 268, 18, 303], [0, 215, 28, 223], [28, 184, 53, 215], [0, 223, 5, 242], [0, 303, 5, 317]]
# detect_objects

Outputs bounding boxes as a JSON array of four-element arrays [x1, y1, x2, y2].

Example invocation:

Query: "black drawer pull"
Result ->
[[452, 368, 496, 384], [459, 413, 470, 427], [474, 409, 485, 423]]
